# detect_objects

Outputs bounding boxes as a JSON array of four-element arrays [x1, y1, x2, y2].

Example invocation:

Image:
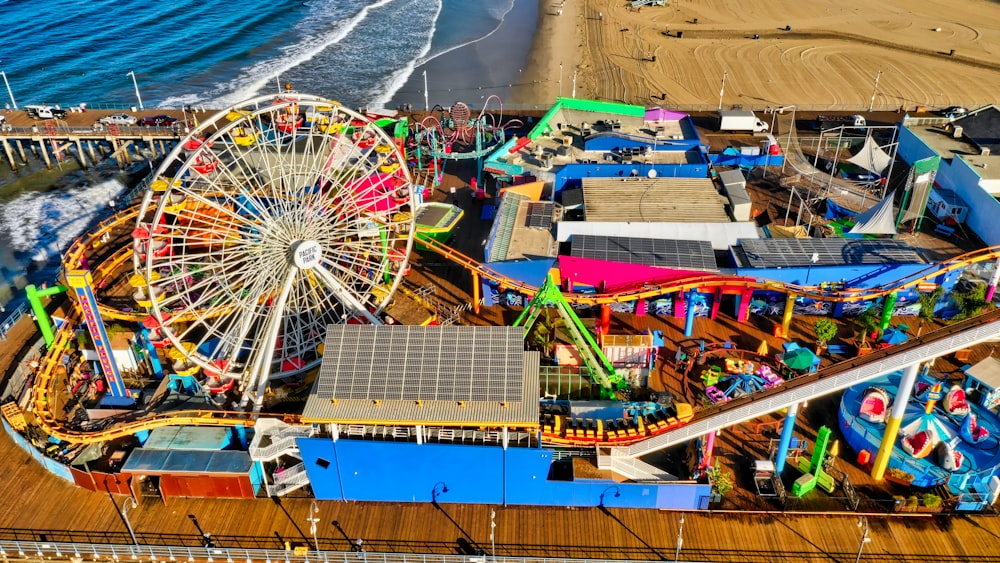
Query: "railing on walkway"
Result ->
[[0, 302, 29, 341], [0, 540, 670, 563]]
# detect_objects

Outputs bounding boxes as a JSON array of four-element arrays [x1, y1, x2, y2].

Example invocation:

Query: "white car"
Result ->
[[97, 113, 137, 126]]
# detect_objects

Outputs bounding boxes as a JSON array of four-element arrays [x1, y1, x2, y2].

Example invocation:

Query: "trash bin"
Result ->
[[676, 31, 683, 38]]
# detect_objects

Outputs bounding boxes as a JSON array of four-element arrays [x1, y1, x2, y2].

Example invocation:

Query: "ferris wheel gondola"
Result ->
[[133, 94, 416, 411]]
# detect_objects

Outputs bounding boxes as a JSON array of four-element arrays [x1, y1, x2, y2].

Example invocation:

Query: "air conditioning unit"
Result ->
[[953, 125, 964, 139], [982, 147, 991, 156]]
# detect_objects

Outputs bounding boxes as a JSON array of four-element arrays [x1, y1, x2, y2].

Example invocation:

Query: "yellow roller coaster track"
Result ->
[[28, 204, 1000, 444], [414, 233, 1000, 305]]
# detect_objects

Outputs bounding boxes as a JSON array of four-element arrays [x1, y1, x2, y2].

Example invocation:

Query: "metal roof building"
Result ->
[[581, 177, 730, 223], [302, 325, 539, 428]]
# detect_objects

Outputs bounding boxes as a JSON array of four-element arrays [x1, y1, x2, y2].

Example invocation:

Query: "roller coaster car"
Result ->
[[540, 402, 693, 447]]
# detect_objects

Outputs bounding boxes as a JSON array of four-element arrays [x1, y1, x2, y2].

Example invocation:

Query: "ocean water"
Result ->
[[0, 0, 527, 292]]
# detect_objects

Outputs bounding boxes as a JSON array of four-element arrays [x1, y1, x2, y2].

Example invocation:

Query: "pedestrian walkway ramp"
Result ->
[[620, 309, 1000, 458]]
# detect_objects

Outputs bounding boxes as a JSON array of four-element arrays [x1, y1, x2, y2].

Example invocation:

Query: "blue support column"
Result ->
[[774, 403, 799, 473], [684, 290, 697, 337]]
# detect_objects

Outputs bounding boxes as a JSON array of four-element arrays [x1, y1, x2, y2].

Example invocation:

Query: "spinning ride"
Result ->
[[412, 96, 522, 186], [133, 94, 415, 411]]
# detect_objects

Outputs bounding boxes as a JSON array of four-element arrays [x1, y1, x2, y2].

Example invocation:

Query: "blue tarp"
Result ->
[[824, 199, 855, 220]]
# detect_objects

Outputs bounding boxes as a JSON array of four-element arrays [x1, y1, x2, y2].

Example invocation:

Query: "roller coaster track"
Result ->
[[27, 315, 291, 444], [620, 308, 1000, 458], [414, 233, 1000, 305], [27, 208, 1000, 445]]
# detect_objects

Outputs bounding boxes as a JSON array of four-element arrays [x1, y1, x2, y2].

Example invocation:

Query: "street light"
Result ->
[[306, 501, 320, 552], [855, 516, 871, 563], [0, 70, 16, 109], [674, 513, 685, 562], [126, 71, 144, 111], [868, 70, 882, 113], [804, 252, 819, 286], [558, 63, 564, 98], [121, 497, 139, 545], [489, 509, 496, 560], [718, 70, 728, 111]]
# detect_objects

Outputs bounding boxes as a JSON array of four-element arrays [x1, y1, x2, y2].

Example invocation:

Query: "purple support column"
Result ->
[[986, 258, 1000, 303]]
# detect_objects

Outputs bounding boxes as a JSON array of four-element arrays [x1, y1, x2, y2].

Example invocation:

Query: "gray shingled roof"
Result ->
[[302, 325, 539, 427]]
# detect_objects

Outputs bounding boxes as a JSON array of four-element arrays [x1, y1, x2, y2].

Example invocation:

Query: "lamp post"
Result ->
[[0, 70, 16, 109], [779, 105, 797, 174], [868, 70, 882, 113], [718, 70, 727, 111], [307, 501, 320, 552], [121, 497, 139, 545], [489, 509, 496, 560], [674, 513, 685, 562], [126, 71, 144, 111], [804, 252, 819, 286], [559, 63, 564, 98], [855, 516, 871, 563]]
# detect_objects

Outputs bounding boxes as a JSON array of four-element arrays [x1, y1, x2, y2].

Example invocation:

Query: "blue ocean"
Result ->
[[0, 0, 534, 292], [0, 0, 521, 109]]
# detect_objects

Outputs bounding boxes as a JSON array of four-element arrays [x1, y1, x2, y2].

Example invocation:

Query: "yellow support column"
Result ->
[[871, 363, 921, 480], [780, 292, 795, 338], [472, 271, 481, 314]]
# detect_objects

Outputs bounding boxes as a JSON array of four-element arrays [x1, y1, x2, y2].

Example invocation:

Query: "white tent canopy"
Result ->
[[848, 192, 897, 235], [847, 135, 893, 175]]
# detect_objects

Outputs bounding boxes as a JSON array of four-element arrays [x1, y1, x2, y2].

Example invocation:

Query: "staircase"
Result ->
[[266, 462, 311, 497], [249, 420, 315, 462], [598, 449, 677, 481]]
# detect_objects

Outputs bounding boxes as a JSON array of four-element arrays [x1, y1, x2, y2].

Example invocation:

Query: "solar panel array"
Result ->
[[571, 235, 716, 271], [317, 325, 525, 403], [525, 202, 555, 229], [739, 238, 923, 268]]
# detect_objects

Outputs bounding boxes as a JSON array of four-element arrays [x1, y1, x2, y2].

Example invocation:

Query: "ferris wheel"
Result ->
[[132, 93, 415, 410]]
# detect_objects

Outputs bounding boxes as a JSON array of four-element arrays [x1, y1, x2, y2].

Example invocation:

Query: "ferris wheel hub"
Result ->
[[289, 240, 322, 269]]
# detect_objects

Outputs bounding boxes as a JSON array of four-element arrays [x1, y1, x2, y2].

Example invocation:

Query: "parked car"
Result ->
[[939, 106, 968, 118], [25, 105, 68, 119], [139, 114, 178, 127], [97, 113, 138, 126]]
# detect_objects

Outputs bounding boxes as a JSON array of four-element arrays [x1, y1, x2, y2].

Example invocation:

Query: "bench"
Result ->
[[826, 344, 850, 356], [934, 224, 956, 237]]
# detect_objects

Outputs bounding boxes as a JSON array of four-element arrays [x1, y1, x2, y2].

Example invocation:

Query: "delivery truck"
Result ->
[[718, 110, 768, 132]]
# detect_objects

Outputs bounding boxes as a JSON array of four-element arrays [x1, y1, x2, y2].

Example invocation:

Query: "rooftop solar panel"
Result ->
[[738, 238, 924, 268], [525, 202, 555, 229], [316, 325, 525, 403], [570, 235, 716, 271]]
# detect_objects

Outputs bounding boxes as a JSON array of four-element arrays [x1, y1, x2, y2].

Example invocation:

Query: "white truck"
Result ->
[[25, 105, 67, 120], [718, 110, 768, 133]]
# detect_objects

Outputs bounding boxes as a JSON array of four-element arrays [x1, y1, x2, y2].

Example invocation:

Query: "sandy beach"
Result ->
[[514, 0, 1000, 110]]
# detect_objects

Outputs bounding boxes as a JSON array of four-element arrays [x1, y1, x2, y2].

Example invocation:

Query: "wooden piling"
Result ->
[[1, 138, 16, 171]]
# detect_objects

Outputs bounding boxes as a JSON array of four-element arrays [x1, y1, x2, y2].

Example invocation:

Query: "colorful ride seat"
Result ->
[[902, 429, 936, 459], [944, 385, 971, 416], [937, 440, 964, 471], [960, 412, 991, 444], [858, 386, 890, 424]]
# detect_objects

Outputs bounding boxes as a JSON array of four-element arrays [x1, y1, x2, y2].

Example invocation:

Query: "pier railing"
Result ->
[[0, 540, 675, 563]]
